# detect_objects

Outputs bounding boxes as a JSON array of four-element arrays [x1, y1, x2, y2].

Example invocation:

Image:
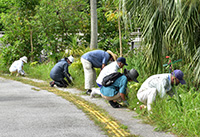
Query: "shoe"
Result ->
[[86, 89, 92, 95], [90, 88, 101, 98], [49, 81, 55, 87], [90, 90, 95, 98], [109, 100, 121, 108]]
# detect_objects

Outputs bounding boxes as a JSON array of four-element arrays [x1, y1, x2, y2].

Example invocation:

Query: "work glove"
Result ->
[[19, 70, 25, 76], [69, 76, 73, 81], [123, 100, 129, 106]]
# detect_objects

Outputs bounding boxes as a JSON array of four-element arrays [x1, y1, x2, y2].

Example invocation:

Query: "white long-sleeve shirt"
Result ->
[[138, 74, 172, 98], [9, 60, 24, 73], [96, 61, 120, 85]]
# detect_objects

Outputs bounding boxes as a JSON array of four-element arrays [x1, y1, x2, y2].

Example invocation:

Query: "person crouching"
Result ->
[[100, 69, 139, 108]]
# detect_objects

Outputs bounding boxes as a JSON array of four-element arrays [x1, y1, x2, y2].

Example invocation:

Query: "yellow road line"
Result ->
[[70, 96, 131, 137]]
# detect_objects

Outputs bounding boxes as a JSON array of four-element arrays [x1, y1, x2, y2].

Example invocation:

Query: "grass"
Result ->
[[0, 51, 200, 136]]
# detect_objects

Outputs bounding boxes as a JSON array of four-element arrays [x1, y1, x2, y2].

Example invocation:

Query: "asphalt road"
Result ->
[[0, 77, 106, 137]]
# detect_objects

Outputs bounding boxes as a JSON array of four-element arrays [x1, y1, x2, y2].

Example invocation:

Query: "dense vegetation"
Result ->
[[0, 0, 200, 136]]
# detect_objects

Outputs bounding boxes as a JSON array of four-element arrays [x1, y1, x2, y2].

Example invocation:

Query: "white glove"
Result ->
[[69, 76, 73, 81], [19, 70, 25, 76]]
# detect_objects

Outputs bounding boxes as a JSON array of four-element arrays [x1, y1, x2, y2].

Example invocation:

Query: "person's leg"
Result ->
[[108, 100, 121, 108], [51, 76, 68, 88], [147, 88, 157, 111], [9, 70, 17, 76], [92, 68, 96, 88], [54, 79, 68, 88], [49, 81, 55, 87], [81, 58, 95, 94], [137, 88, 157, 111], [101, 93, 122, 108], [90, 87, 101, 98]]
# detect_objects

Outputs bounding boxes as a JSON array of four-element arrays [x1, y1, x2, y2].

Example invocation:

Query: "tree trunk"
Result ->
[[118, 1, 122, 57], [90, 0, 98, 49], [30, 29, 33, 62]]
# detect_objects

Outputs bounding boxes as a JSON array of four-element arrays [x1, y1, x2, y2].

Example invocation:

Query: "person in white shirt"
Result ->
[[137, 69, 186, 111], [9, 56, 28, 76], [90, 57, 128, 97]]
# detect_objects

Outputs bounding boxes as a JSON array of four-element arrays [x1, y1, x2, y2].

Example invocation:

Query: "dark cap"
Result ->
[[172, 70, 186, 85], [117, 57, 128, 66]]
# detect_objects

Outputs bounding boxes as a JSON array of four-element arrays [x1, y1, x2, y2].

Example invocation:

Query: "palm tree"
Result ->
[[126, 0, 200, 83]]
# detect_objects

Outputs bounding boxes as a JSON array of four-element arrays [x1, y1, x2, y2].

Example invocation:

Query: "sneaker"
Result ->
[[109, 100, 121, 108], [90, 88, 101, 98], [86, 89, 92, 95], [90, 90, 95, 98], [49, 81, 55, 87]]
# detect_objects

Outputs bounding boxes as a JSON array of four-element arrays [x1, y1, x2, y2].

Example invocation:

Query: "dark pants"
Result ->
[[50, 75, 71, 87], [54, 79, 68, 87]]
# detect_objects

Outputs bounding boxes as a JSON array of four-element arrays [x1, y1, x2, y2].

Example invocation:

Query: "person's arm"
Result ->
[[63, 63, 71, 77], [120, 93, 129, 106], [158, 79, 169, 98], [63, 63, 73, 83], [17, 61, 23, 73], [101, 52, 110, 69], [119, 76, 129, 105], [120, 93, 126, 101], [101, 64, 106, 69]]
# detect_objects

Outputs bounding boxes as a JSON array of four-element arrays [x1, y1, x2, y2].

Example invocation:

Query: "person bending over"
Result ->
[[50, 56, 74, 88]]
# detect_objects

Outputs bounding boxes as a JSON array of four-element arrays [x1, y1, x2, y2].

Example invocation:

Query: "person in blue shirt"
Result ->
[[49, 56, 74, 88], [81, 50, 117, 94], [100, 68, 139, 108]]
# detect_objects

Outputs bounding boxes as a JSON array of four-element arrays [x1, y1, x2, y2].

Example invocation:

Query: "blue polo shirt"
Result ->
[[100, 75, 127, 97], [81, 50, 110, 68]]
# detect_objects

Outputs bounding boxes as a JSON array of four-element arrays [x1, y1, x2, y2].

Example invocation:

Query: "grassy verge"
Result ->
[[1, 52, 200, 136]]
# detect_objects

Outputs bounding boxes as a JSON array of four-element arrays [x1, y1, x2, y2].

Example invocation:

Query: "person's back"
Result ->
[[100, 75, 127, 97], [81, 50, 110, 68], [49, 56, 74, 88], [96, 57, 128, 86], [96, 61, 119, 85], [50, 59, 68, 79], [138, 73, 171, 98], [99, 68, 139, 108], [9, 60, 22, 71]]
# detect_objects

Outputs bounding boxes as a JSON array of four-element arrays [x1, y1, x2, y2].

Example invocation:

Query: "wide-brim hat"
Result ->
[[106, 50, 117, 61], [20, 56, 27, 63], [125, 68, 139, 83]]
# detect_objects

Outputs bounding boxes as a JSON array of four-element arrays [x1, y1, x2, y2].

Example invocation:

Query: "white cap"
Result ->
[[20, 56, 27, 63], [68, 56, 74, 63]]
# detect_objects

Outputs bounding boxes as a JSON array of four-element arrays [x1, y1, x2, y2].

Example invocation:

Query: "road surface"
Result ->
[[0, 77, 106, 137]]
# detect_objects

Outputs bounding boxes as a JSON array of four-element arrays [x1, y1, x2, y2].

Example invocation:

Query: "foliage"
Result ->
[[0, 0, 15, 30], [23, 62, 54, 81], [34, 0, 89, 62], [125, 50, 200, 136], [96, 0, 133, 55], [126, 0, 200, 83], [1, 46, 200, 136], [0, 0, 42, 64], [69, 59, 85, 90]]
